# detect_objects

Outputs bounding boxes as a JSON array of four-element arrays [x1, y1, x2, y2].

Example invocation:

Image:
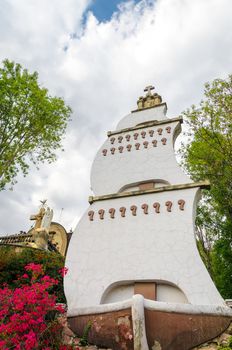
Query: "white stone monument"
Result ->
[[65, 87, 232, 350]]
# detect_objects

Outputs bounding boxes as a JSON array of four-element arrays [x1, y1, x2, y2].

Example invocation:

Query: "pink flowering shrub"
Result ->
[[0, 247, 66, 303], [0, 263, 74, 350]]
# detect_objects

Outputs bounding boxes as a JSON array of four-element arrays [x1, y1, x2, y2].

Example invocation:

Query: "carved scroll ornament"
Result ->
[[110, 147, 116, 155], [109, 208, 116, 218], [141, 203, 148, 214], [130, 205, 137, 216], [141, 131, 146, 138], [119, 207, 126, 217], [161, 138, 167, 145], [157, 128, 163, 135], [125, 134, 131, 141], [143, 141, 149, 148], [178, 199, 185, 210], [98, 209, 105, 220], [165, 201, 172, 212], [88, 210, 94, 221], [152, 140, 157, 147], [110, 137, 115, 144], [118, 146, 124, 153], [102, 149, 107, 156], [149, 130, 154, 137], [134, 133, 139, 140], [153, 202, 160, 213]]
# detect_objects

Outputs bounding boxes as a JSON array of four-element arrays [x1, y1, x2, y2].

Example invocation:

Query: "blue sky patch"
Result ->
[[87, 0, 140, 22]]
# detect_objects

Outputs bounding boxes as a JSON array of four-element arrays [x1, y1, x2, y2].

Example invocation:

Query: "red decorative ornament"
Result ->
[[153, 202, 160, 213], [141, 203, 148, 214], [134, 133, 139, 140], [119, 207, 126, 217], [178, 199, 185, 210], [141, 131, 146, 138], [143, 141, 149, 148], [98, 209, 105, 219], [109, 208, 116, 218], [130, 205, 137, 216], [161, 138, 167, 145], [152, 140, 157, 147], [88, 210, 94, 221], [165, 201, 172, 212]]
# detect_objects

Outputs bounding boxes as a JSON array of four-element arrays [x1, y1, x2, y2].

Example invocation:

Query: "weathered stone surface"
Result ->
[[192, 322, 232, 349], [218, 332, 231, 346], [152, 340, 162, 350]]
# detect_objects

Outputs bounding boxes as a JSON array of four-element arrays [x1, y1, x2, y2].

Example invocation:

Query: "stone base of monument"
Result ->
[[67, 295, 232, 350]]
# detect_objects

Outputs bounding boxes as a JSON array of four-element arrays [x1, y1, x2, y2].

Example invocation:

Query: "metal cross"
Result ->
[[144, 85, 155, 96]]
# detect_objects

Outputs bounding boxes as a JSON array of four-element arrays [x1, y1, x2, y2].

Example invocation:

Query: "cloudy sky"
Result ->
[[0, 0, 231, 235]]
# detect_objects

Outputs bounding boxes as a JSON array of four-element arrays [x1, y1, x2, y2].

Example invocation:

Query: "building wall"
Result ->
[[65, 102, 224, 313], [90, 120, 190, 196], [65, 187, 224, 311]]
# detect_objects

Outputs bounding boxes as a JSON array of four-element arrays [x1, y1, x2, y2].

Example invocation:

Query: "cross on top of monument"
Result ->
[[144, 85, 155, 96]]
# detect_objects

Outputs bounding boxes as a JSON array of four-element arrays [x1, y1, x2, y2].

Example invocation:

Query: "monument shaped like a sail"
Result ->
[[65, 87, 231, 350]]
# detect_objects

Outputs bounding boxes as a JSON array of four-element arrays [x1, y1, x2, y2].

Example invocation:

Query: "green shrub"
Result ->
[[0, 246, 66, 302]]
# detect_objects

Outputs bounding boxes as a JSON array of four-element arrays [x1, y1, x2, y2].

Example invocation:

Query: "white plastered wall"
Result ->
[[91, 120, 191, 196], [64, 188, 224, 312], [65, 103, 224, 313], [116, 104, 167, 130]]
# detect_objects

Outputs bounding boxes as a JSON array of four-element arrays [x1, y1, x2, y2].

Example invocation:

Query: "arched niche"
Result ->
[[119, 179, 170, 193], [101, 280, 188, 304]]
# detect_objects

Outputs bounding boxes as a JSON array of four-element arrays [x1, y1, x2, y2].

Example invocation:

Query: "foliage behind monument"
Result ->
[[0, 59, 72, 190], [180, 74, 232, 298]]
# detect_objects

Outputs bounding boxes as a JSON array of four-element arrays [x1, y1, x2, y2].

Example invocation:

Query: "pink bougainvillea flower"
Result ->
[[59, 267, 68, 277], [0, 264, 68, 349]]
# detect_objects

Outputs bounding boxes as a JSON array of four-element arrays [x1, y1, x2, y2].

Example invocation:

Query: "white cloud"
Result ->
[[0, 0, 232, 235]]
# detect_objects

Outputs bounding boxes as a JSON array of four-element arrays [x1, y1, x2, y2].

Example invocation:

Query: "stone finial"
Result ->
[[136, 85, 162, 110]]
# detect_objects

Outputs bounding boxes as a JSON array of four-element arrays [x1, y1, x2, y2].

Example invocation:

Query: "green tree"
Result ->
[[180, 74, 232, 298], [0, 59, 72, 190]]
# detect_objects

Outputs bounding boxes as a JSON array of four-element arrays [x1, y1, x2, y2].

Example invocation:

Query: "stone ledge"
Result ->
[[88, 181, 210, 204], [107, 116, 183, 137]]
